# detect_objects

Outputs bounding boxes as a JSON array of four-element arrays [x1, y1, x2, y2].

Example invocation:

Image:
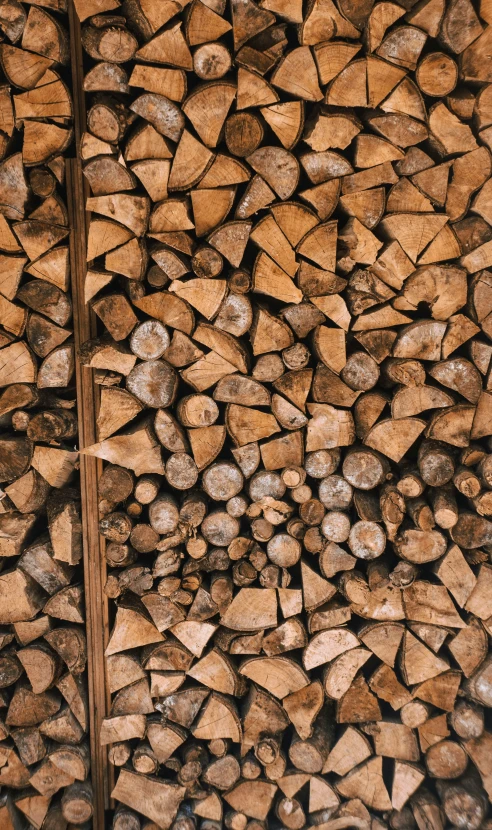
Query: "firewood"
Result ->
[[2, 0, 482, 820], [337, 756, 391, 811]]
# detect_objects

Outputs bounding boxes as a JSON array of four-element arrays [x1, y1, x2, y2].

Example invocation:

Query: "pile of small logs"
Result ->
[[0, 0, 91, 827], [74, 0, 492, 825]]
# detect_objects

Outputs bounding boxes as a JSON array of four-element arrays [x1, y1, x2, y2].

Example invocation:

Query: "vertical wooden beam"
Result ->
[[68, 0, 85, 155], [67, 1, 111, 825]]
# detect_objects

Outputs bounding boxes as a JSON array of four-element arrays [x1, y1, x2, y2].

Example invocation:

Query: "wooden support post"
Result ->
[[67, 1, 111, 825]]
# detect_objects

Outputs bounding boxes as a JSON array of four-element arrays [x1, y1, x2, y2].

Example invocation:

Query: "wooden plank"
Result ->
[[67, 157, 111, 828], [68, 0, 86, 154], [67, 0, 111, 823]]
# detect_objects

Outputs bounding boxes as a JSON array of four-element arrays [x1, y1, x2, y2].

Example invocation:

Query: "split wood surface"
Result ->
[[7, 0, 492, 827]]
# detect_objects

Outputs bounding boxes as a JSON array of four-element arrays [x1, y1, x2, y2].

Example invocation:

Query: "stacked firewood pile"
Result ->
[[0, 0, 92, 827], [74, 0, 492, 826]]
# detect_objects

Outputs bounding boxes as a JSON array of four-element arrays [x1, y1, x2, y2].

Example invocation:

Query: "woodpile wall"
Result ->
[[0, 0, 91, 826], [5, 0, 492, 826]]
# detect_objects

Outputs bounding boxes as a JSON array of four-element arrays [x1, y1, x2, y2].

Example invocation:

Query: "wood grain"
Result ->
[[67, 0, 111, 822]]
